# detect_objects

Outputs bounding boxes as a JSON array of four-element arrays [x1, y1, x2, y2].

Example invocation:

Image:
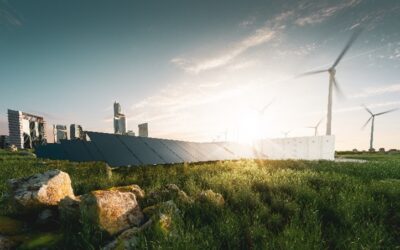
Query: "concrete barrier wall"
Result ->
[[255, 136, 335, 160]]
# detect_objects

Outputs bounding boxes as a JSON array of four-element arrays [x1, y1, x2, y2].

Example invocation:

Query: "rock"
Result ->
[[0, 235, 16, 250], [146, 184, 193, 206], [36, 209, 56, 225], [0, 216, 24, 235], [197, 190, 225, 207], [108, 185, 145, 200], [8, 145, 17, 152], [151, 200, 181, 237], [7, 170, 75, 210], [105, 164, 113, 180], [80, 190, 144, 235], [102, 220, 152, 250], [59, 196, 81, 222]]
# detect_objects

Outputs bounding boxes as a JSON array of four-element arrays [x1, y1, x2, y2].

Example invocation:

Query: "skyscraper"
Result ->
[[113, 102, 127, 134], [70, 124, 84, 140], [138, 123, 148, 137], [53, 125, 67, 143]]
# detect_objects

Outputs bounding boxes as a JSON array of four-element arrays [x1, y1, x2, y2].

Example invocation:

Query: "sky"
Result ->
[[0, 0, 399, 150]]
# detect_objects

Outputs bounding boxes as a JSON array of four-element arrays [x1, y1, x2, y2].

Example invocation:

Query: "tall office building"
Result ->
[[138, 123, 148, 137], [8, 109, 47, 149], [70, 124, 84, 140], [53, 125, 67, 143], [113, 102, 127, 134]]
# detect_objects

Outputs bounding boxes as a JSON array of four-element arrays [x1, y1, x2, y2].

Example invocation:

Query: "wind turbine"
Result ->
[[281, 130, 291, 138], [362, 105, 398, 151], [307, 118, 324, 136], [298, 28, 363, 136], [254, 99, 275, 116]]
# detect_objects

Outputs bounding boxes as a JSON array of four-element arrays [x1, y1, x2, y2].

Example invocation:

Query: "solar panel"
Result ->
[[117, 135, 165, 165], [140, 137, 183, 164], [35, 143, 68, 160], [199, 143, 235, 161], [161, 140, 198, 162], [60, 140, 93, 162], [179, 142, 208, 162], [83, 141, 105, 161], [87, 132, 141, 167]]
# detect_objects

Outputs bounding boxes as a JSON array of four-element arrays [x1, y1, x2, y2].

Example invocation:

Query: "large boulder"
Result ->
[[108, 185, 145, 200], [102, 220, 152, 250], [7, 170, 75, 210], [80, 190, 144, 235]]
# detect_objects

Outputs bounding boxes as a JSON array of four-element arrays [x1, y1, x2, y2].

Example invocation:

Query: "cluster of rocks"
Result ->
[[1, 169, 225, 249]]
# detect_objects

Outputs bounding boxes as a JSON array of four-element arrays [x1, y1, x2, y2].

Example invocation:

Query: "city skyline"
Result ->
[[1, 0, 399, 150]]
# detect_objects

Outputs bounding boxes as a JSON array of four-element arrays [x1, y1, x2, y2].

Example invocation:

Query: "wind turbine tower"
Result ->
[[298, 28, 362, 135], [362, 105, 398, 151]]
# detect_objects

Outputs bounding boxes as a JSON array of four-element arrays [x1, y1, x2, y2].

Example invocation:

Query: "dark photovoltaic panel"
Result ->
[[163, 140, 198, 162], [140, 137, 183, 164], [117, 135, 165, 165], [36, 132, 269, 167], [199, 143, 235, 161], [36, 143, 68, 160], [87, 132, 141, 167], [83, 142, 105, 162], [178, 141, 207, 162], [60, 140, 93, 162]]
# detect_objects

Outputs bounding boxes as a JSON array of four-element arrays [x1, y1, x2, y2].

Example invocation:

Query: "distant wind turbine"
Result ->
[[254, 99, 275, 116], [362, 105, 398, 151], [306, 118, 324, 136], [297, 28, 363, 136], [281, 130, 291, 138]]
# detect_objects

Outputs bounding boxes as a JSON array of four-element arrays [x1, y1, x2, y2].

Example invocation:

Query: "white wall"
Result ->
[[254, 136, 335, 160]]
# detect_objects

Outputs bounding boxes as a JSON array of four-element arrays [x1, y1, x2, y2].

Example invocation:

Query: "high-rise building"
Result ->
[[70, 124, 84, 140], [53, 125, 67, 143], [138, 123, 148, 137], [0, 135, 9, 149], [8, 109, 47, 149], [113, 102, 127, 134]]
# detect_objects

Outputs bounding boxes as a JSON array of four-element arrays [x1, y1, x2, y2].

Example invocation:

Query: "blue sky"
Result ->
[[0, 0, 399, 150]]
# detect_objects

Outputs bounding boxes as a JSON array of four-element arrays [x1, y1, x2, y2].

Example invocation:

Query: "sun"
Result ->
[[235, 110, 264, 144]]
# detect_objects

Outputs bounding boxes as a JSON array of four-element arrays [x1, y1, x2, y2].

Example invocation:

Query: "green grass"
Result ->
[[1, 149, 400, 249]]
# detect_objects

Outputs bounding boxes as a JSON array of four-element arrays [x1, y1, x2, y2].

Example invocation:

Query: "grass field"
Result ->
[[0, 149, 400, 249]]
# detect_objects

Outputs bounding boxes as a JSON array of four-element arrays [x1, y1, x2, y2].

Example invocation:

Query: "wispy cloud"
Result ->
[[171, 27, 278, 73], [295, 0, 362, 26], [350, 84, 400, 98], [172, 0, 362, 74], [0, 1, 22, 26]]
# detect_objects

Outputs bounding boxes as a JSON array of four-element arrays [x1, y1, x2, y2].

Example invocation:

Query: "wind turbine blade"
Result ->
[[332, 28, 363, 68], [332, 76, 345, 99], [362, 105, 373, 115], [260, 100, 275, 114], [316, 117, 324, 127], [361, 116, 372, 129], [296, 69, 328, 78], [375, 108, 398, 116]]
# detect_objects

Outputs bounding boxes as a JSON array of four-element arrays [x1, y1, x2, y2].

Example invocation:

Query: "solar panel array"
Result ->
[[35, 132, 260, 167]]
